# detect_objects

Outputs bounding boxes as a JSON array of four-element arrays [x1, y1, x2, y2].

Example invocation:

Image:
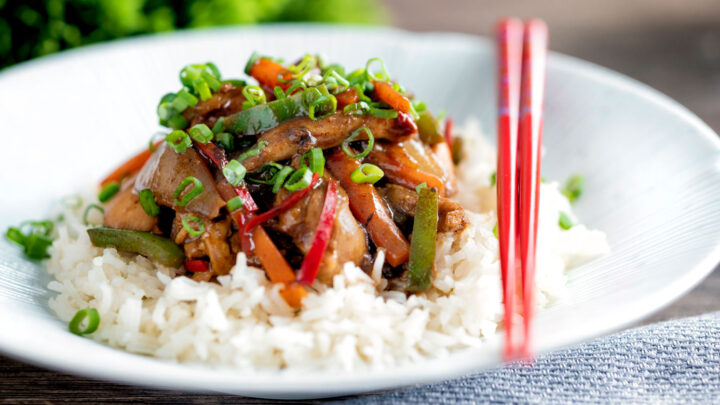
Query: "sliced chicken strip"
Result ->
[[103, 175, 158, 232], [378, 184, 469, 233], [240, 112, 417, 172]]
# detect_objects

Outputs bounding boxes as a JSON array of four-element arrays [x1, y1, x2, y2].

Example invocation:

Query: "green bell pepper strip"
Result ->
[[406, 187, 439, 293], [416, 110, 444, 145], [222, 85, 333, 136], [87, 227, 184, 268]]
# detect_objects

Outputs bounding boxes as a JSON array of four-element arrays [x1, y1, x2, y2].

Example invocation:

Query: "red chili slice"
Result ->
[[297, 179, 338, 285], [185, 259, 209, 273], [444, 117, 454, 146]]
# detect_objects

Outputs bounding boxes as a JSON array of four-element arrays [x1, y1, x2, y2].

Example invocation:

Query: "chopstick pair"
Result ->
[[495, 18, 548, 360]]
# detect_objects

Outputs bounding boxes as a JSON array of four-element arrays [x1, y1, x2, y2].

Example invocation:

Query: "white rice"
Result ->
[[45, 122, 609, 371]]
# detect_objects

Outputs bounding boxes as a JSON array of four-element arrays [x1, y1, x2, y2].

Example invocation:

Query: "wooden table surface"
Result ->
[[2, 1, 719, 402]]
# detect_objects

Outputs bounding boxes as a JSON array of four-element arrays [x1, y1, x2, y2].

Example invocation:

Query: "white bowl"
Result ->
[[0, 25, 719, 399]]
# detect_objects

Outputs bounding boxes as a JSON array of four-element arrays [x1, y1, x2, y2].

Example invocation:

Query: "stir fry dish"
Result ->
[[89, 54, 468, 307]]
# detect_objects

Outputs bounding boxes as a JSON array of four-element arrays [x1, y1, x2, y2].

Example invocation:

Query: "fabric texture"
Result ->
[[338, 312, 720, 404]]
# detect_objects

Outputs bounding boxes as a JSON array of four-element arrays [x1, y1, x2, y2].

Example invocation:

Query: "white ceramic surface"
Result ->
[[0, 25, 719, 399]]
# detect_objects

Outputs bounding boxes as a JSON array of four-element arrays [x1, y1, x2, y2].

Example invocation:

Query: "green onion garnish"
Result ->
[[170, 89, 199, 111], [138, 189, 160, 217], [165, 130, 192, 154], [98, 182, 120, 203], [365, 57, 390, 82], [273, 86, 286, 99], [236, 140, 268, 163], [272, 166, 294, 193], [493, 222, 498, 238], [244, 51, 261, 75], [301, 147, 325, 176], [308, 94, 337, 121], [415, 182, 427, 193], [242, 85, 267, 110], [222, 160, 247, 187], [490, 172, 497, 187], [173, 176, 204, 207], [214, 132, 234, 151], [83, 204, 105, 226], [202, 70, 222, 92], [351, 163, 384, 184], [226, 196, 244, 212], [558, 211, 574, 230], [561, 174, 585, 204], [193, 77, 212, 101], [212, 117, 225, 134], [285, 80, 307, 96], [368, 107, 398, 119], [342, 126, 375, 159], [5, 220, 55, 260], [166, 114, 188, 130], [182, 216, 205, 237], [68, 308, 100, 336], [248, 162, 284, 185], [343, 101, 371, 116], [284, 166, 313, 191], [188, 123, 213, 144]]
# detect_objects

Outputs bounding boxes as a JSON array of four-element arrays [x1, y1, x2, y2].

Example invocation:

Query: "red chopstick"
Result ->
[[496, 18, 548, 360], [517, 19, 548, 358], [495, 18, 523, 359]]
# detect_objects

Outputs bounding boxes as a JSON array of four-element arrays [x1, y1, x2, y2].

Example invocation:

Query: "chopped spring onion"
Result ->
[[202, 70, 222, 92], [138, 189, 160, 217], [365, 57, 390, 82], [98, 182, 120, 203], [490, 172, 497, 187], [343, 101, 371, 116], [493, 222, 498, 238], [273, 86, 286, 99], [561, 174, 585, 203], [242, 85, 267, 109], [214, 132, 234, 151], [68, 308, 100, 336], [308, 94, 337, 120], [284, 166, 313, 191], [248, 162, 284, 185], [222, 160, 247, 187], [188, 123, 213, 144], [170, 89, 199, 112], [415, 182, 427, 193], [165, 130, 192, 154], [342, 126, 375, 159], [286, 54, 317, 78], [83, 204, 104, 226], [193, 77, 212, 101], [351, 163, 384, 184], [285, 80, 307, 96], [244, 52, 261, 75], [301, 147, 325, 176], [173, 176, 204, 207], [272, 166, 294, 193], [368, 106, 398, 119], [5, 220, 55, 260], [166, 114, 188, 130], [226, 196, 244, 212], [182, 216, 205, 237], [558, 211, 574, 230], [236, 140, 268, 162], [212, 117, 225, 134]]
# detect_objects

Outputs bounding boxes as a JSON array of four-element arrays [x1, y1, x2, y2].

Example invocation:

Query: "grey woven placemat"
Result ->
[[336, 312, 720, 404]]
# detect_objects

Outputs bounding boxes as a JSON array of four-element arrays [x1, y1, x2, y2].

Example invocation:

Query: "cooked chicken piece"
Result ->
[[171, 213, 234, 275], [135, 142, 226, 219], [378, 184, 469, 233], [183, 83, 246, 128], [273, 176, 368, 284], [241, 112, 417, 172], [103, 175, 158, 232]]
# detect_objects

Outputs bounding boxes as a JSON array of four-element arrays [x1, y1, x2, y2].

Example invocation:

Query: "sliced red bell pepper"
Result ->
[[185, 259, 209, 273], [194, 141, 259, 213], [297, 180, 338, 285]]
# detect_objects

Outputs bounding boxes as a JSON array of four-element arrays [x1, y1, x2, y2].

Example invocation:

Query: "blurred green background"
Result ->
[[0, 0, 387, 70]]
